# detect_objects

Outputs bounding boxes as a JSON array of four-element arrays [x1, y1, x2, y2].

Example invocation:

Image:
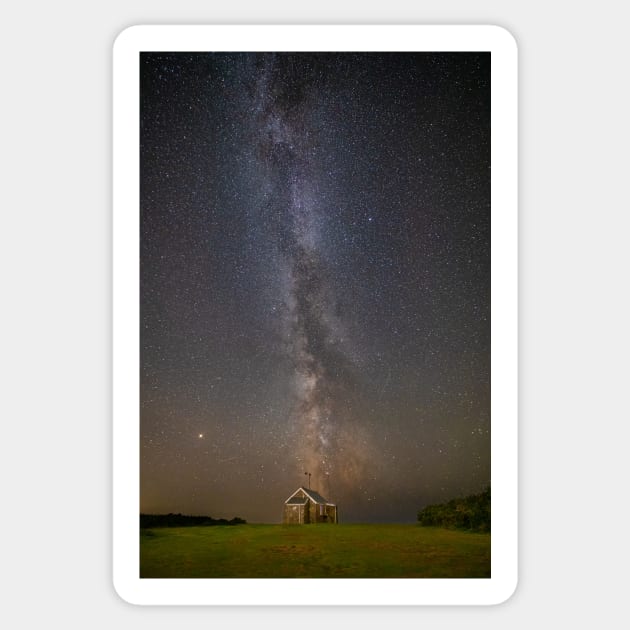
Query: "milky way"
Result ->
[[248, 56, 375, 498], [140, 53, 490, 522]]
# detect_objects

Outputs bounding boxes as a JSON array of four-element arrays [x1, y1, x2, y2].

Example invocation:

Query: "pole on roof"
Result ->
[[304, 471, 311, 489]]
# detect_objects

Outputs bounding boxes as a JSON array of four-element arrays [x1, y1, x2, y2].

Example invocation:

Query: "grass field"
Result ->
[[140, 524, 490, 578]]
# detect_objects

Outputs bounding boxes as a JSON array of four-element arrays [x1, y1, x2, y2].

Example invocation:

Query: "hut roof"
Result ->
[[285, 486, 335, 506]]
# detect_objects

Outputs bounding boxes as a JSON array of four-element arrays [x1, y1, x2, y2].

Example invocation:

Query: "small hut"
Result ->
[[282, 486, 338, 524]]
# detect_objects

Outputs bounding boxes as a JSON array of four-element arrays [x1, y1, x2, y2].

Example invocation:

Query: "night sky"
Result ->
[[140, 52, 490, 523]]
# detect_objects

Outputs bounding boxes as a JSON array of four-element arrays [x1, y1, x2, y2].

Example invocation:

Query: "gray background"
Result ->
[[1, 0, 628, 627]]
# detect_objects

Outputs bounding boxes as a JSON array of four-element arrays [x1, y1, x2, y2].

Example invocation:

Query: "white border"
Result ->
[[113, 24, 517, 606]]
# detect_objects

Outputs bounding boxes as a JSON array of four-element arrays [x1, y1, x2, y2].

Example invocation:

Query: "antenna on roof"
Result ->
[[304, 471, 311, 489]]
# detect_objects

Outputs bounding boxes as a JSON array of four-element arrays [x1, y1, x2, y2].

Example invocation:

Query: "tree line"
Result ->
[[417, 486, 490, 532], [140, 513, 247, 528]]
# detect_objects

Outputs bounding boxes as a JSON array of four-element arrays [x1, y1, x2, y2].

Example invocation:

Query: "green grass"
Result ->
[[140, 524, 490, 578]]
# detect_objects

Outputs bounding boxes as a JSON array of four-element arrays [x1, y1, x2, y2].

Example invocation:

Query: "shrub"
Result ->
[[417, 487, 490, 532], [140, 513, 247, 528]]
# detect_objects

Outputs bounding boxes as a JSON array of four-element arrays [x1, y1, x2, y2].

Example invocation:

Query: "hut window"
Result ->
[[319, 504, 324, 516]]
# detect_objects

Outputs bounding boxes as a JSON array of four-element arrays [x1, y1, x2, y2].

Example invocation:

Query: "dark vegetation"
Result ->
[[417, 486, 491, 532], [140, 513, 246, 528]]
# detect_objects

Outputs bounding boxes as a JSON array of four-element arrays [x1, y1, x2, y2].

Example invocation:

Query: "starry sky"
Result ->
[[140, 52, 490, 523]]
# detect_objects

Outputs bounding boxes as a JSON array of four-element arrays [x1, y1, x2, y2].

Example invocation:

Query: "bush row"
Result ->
[[417, 486, 490, 532], [140, 513, 246, 528]]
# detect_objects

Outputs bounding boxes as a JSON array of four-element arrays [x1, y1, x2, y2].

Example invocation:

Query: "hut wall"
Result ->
[[306, 502, 337, 523], [283, 504, 303, 524]]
